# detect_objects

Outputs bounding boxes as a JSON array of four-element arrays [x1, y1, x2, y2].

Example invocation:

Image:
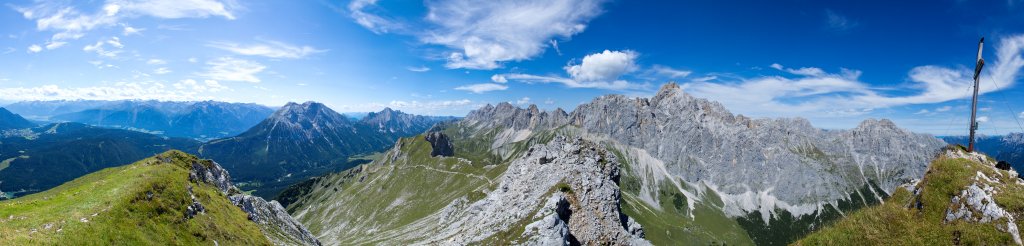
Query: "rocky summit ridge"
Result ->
[[462, 82, 944, 224]]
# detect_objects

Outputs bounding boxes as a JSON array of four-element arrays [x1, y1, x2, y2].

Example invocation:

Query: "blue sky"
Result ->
[[1, 0, 1024, 135]]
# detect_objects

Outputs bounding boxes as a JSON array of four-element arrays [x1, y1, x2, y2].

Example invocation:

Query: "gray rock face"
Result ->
[[229, 195, 322, 246], [464, 103, 568, 131], [427, 136, 648, 245], [188, 160, 236, 195], [425, 131, 454, 157], [463, 83, 945, 219], [185, 158, 320, 246]]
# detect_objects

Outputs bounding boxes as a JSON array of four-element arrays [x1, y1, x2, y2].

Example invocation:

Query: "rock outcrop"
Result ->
[[426, 136, 648, 245], [184, 156, 321, 246], [229, 195, 322, 246], [425, 131, 454, 157]]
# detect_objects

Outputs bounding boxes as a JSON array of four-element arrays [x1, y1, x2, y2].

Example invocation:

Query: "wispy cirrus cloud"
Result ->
[[197, 57, 266, 83], [454, 83, 508, 93], [406, 66, 430, 72], [207, 40, 325, 59], [824, 9, 858, 32], [649, 65, 692, 79], [11, 0, 238, 51], [347, 0, 607, 69], [679, 35, 1024, 118]]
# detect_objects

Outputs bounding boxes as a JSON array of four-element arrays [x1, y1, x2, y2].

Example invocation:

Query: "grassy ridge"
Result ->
[[0, 150, 271, 245], [797, 151, 1024, 245]]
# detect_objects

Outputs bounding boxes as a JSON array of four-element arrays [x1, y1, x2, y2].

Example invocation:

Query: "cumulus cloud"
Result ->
[[502, 49, 645, 90], [491, 74, 507, 83], [207, 40, 325, 59], [566, 50, 638, 81], [678, 35, 1024, 118], [349, 0, 606, 69], [146, 59, 166, 65], [198, 57, 266, 83], [454, 83, 508, 93]]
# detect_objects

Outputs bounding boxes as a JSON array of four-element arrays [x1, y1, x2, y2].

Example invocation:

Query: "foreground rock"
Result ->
[[426, 136, 648, 245], [186, 154, 321, 246]]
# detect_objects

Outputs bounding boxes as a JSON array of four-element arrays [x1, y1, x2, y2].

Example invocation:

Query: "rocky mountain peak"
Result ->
[[269, 101, 347, 126]]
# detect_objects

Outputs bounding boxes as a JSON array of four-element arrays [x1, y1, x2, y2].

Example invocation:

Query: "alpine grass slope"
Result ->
[[798, 146, 1024, 245], [0, 150, 318, 245]]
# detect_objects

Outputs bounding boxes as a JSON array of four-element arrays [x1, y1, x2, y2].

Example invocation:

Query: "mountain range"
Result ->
[[279, 83, 947, 245], [944, 133, 1024, 177], [4, 83, 1019, 245], [45, 100, 275, 140], [0, 108, 36, 130], [0, 122, 201, 199], [199, 102, 453, 198]]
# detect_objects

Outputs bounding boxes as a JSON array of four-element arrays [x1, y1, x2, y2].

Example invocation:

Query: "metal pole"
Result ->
[[968, 37, 985, 152]]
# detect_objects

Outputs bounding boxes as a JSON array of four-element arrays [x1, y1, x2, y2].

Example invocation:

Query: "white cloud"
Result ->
[[27, 44, 42, 53], [914, 109, 930, 115], [503, 49, 645, 90], [678, 35, 1024, 118], [350, 0, 605, 69], [44, 41, 66, 50], [544, 98, 555, 105], [147, 59, 167, 65], [566, 50, 639, 82], [935, 105, 952, 112], [83, 38, 123, 58], [106, 37, 123, 48], [13, 0, 236, 44], [650, 65, 692, 79], [154, 67, 172, 74], [207, 40, 325, 59], [454, 83, 508, 93], [976, 116, 990, 123], [516, 97, 531, 105], [188, 57, 198, 63], [122, 24, 144, 36], [407, 66, 430, 72], [198, 57, 266, 83], [1019, 112, 1024, 119], [491, 74, 507, 83], [769, 63, 784, 70]]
